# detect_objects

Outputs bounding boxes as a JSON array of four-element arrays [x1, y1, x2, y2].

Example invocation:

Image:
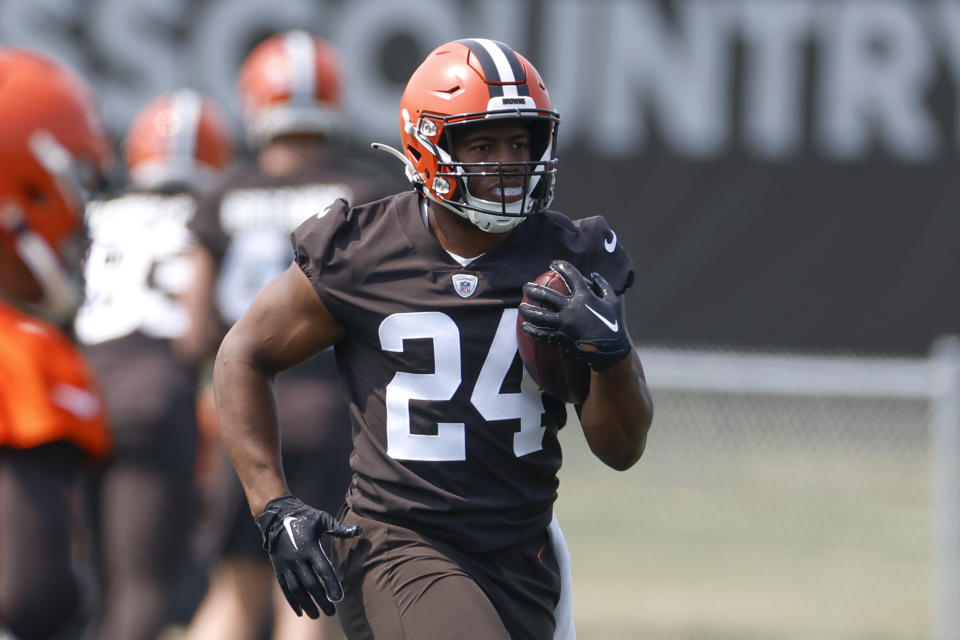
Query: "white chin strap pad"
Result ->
[[464, 208, 524, 233], [433, 197, 524, 234], [14, 227, 81, 323]]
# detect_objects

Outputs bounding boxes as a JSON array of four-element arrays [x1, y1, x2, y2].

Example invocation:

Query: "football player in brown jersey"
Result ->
[[184, 31, 395, 640], [75, 89, 233, 640], [0, 49, 114, 639], [214, 38, 653, 640]]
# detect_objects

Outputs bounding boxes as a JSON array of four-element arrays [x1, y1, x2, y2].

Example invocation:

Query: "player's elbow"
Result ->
[[586, 408, 651, 471], [593, 433, 646, 471]]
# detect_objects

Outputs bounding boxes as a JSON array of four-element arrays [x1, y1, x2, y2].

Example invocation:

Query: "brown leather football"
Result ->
[[517, 268, 591, 404]]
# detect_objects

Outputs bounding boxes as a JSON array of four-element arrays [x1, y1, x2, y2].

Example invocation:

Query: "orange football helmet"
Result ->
[[124, 88, 233, 192], [123, 89, 233, 191], [386, 38, 559, 233], [238, 30, 342, 146], [0, 48, 112, 320]]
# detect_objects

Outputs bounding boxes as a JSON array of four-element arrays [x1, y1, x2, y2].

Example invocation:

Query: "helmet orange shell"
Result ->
[[124, 89, 232, 191], [0, 48, 111, 253], [238, 31, 341, 144]]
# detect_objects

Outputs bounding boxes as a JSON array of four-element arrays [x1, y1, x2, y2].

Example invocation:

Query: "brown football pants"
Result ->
[[332, 506, 560, 640]]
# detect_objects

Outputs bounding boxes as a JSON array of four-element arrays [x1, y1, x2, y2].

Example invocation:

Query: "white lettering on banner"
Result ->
[[193, 0, 319, 126], [333, 0, 459, 142], [540, 1, 593, 140], [90, 0, 185, 129], [926, 2, 960, 149], [816, 2, 938, 160], [740, 0, 813, 158], [0, 0, 86, 64], [464, 0, 527, 63], [4, 0, 960, 161], [597, 0, 737, 157]]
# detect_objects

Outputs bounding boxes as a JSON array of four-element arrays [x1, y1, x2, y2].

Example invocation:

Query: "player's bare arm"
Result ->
[[578, 333, 652, 470], [214, 262, 344, 516]]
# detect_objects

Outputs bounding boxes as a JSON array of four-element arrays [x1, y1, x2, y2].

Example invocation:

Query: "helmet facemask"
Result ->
[[412, 110, 559, 233]]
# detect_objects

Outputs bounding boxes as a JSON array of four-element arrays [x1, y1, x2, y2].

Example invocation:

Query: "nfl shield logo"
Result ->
[[452, 274, 479, 298]]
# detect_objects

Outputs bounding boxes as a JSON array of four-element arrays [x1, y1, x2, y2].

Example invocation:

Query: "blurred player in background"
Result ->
[[74, 88, 233, 640], [0, 49, 113, 640], [214, 38, 652, 639], [184, 30, 396, 640]]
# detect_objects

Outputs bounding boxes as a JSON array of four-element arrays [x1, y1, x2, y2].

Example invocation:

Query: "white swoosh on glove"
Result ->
[[283, 516, 299, 550], [586, 304, 619, 332]]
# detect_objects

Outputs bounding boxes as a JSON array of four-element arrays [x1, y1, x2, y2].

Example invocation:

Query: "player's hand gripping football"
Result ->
[[519, 259, 632, 372], [254, 495, 362, 618]]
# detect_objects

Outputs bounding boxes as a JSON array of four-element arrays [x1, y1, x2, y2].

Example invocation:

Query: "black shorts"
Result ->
[[0, 443, 84, 638], [332, 506, 561, 640]]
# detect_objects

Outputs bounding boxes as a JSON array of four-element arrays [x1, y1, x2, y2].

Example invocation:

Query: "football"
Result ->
[[517, 268, 591, 404]]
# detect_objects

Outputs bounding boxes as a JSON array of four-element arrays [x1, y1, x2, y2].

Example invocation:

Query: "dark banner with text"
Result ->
[[4, 0, 957, 353]]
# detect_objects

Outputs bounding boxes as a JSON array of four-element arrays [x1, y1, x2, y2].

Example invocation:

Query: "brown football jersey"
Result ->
[[291, 190, 634, 551]]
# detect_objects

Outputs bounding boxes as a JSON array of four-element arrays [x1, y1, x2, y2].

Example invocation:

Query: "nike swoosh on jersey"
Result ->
[[586, 304, 619, 332], [604, 230, 617, 253], [282, 516, 300, 550]]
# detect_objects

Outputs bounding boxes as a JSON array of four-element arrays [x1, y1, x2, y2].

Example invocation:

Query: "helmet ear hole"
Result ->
[[23, 183, 49, 206], [406, 145, 422, 161]]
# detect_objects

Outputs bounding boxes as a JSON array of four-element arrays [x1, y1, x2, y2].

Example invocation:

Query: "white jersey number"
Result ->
[[76, 195, 196, 344], [379, 309, 546, 462]]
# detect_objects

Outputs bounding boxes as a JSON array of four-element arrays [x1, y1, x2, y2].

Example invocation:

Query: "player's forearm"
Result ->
[[213, 330, 290, 516], [578, 350, 652, 470]]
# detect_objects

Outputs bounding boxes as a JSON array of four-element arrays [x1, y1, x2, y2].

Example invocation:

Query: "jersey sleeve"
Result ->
[[289, 198, 353, 314], [572, 215, 635, 296]]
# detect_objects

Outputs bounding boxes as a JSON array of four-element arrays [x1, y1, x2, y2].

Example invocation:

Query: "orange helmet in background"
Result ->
[[238, 30, 342, 146], [124, 88, 233, 193], [394, 38, 560, 233], [0, 48, 112, 320]]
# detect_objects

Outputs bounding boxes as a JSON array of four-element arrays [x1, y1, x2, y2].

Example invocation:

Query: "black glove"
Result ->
[[254, 495, 362, 618], [519, 259, 632, 372]]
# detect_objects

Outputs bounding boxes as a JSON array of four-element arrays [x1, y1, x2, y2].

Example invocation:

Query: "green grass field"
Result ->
[[555, 394, 934, 639]]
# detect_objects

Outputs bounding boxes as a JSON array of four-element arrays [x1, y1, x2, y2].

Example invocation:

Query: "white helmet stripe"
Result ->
[[170, 88, 201, 164], [472, 38, 519, 98], [284, 30, 316, 106]]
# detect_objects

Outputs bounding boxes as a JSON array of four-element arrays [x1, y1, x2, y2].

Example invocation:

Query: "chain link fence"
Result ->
[[556, 340, 960, 639]]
